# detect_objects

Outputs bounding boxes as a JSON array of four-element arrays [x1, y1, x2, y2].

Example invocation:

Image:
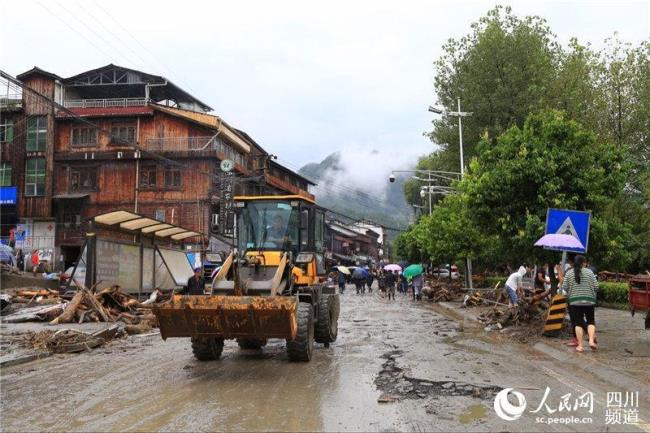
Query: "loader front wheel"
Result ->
[[315, 294, 339, 344], [286, 302, 314, 362], [237, 338, 267, 350], [191, 337, 224, 361]]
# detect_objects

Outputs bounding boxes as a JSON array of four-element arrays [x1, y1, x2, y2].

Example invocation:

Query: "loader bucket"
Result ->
[[153, 295, 298, 341]]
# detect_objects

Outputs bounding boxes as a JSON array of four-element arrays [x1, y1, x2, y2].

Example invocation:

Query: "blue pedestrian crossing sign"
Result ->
[[545, 208, 591, 253]]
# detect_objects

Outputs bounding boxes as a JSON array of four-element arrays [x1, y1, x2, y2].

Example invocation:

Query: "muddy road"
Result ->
[[1, 287, 647, 432]]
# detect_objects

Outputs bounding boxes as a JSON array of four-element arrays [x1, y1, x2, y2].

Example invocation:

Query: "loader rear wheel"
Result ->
[[286, 302, 314, 362], [315, 294, 339, 344], [237, 338, 268, 350], [191, 337, 224, 361]]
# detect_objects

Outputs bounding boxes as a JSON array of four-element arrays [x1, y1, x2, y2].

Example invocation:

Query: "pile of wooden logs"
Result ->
[[50, 286, 161, 330]]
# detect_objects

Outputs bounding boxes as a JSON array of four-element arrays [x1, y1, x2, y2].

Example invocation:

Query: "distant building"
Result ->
[[0, 64, 314, 268], [325, 219, 381, 266]]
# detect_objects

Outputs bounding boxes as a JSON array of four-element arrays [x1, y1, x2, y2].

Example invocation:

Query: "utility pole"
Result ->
[[457, 98, 464, 176], [429, 99, 473, 288]]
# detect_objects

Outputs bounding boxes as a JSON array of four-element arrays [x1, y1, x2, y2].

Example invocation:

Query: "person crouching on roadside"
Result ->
[[504, 265, 530, 308], [560, 255, 598, 353]]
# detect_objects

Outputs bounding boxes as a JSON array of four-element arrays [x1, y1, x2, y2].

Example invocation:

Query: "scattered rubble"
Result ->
[[28, 326, 123, 353], [422, 279, 463, 302]]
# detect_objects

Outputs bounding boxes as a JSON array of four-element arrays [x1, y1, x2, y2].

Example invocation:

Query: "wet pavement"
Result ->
[[1, 285, 648, 432]]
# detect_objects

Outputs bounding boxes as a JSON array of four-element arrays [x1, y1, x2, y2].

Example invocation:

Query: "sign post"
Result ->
[[545, 208, 591, 269]]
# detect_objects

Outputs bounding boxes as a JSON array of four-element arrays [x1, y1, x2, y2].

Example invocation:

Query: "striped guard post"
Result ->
[[542, 294, 568, 336]]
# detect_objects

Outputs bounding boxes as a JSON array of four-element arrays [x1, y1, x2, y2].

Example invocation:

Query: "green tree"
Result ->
[[429, 6, 559, 169], [463, 110, 630, 269]]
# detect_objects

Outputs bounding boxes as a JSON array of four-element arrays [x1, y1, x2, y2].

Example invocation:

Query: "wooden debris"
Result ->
[[50, 291, 84, 325], [6, 284, 165, 328], [3, 304, 65, 323]]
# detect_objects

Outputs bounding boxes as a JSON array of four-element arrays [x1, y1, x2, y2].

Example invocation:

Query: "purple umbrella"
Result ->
[[384, 264, 402, 272], [534, 233, 584, 250]]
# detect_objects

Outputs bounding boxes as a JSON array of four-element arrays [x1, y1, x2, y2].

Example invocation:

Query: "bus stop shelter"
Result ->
[[68, 210, 205, 299]]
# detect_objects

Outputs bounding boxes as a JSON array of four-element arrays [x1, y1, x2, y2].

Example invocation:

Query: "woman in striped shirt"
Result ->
[[560, 255, 599, 352]]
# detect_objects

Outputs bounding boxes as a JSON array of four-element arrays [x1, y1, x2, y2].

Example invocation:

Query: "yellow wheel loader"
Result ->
[[153, 195, 340, 362]]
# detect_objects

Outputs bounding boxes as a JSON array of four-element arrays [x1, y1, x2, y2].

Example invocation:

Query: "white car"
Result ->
[[432, 266, 460, 280]]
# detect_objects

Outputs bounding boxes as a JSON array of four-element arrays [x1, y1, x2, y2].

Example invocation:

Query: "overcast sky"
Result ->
[[2, 0, 648, 170]]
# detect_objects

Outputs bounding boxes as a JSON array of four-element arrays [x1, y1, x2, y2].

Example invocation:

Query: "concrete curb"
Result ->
[[433, 300, 644, 391]]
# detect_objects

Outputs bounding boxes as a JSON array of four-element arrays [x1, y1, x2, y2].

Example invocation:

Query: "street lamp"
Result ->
[[388, 169, 460, 215], [429, 98, 474, 289], [428, 98, 473, 176]]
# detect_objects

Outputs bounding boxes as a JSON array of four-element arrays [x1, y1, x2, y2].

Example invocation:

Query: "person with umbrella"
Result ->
[[352, 267, 367, 295], [404, 264, 425, 301], [366, 268, 375, 293], [385, 270, 396, 300]]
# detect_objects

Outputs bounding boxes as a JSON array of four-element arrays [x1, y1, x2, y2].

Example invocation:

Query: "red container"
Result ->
[[629, 276, 650, 313]]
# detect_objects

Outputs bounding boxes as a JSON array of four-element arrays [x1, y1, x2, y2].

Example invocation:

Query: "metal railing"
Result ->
[[63, 98, 147, 109], [1, 235, 55, 251], [146, 136, 214, 151], [0, 96, 22, 109]]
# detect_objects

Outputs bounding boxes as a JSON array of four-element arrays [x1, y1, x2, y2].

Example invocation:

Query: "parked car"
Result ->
[[431, 265, 460, 280]]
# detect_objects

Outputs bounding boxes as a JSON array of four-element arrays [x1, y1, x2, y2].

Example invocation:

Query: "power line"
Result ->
[[91, 2, 201, 99], [35, 1, 123, 65]]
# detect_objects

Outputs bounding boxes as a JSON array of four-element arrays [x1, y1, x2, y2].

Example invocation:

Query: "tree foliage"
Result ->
[[395, 111, 634, 271], [399, 6, 649, 271]]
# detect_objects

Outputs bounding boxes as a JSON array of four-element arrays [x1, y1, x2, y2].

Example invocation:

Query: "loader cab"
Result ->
[[234, 196, 326, 284]]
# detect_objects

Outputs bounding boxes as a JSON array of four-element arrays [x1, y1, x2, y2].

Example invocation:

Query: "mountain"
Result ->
[[298, 152, 412, 229]]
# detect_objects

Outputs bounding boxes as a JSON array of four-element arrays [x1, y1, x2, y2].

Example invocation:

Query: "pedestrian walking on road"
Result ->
[[378, 270, 386, 297], [337, 270, 347, 294], [412, 274, 424, 301], [385, 271, 396, 300], [560, 255, 599, 352], [366, 270, 374, 293]]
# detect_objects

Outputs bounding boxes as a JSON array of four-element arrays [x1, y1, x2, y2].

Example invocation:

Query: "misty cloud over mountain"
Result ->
[[299, 149, 418, 228]]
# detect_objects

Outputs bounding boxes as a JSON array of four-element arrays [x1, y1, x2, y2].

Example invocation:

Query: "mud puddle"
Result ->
[[374, 350, 501, 401]]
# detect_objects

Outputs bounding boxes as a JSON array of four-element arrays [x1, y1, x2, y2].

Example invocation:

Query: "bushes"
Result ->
[[598, 282, 629, 305], [481, 276, 506, 288]]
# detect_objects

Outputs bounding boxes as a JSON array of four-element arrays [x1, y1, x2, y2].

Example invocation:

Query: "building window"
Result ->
[[63, 213, 81, 228], [70, 167, 98, 192], [25, 158, 46, 196], [140, 165, 157, 188], [26, 116, 47, 151], [154, 209, 165, 221], [164, 167, 181, 188], [110, 122, 136, 145], [71, 127, 98, 147], [0, 162, 11, 186], [0, 120, 14, 142]]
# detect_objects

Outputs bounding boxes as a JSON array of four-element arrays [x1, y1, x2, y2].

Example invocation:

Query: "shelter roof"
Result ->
[[93, 210, 203, 241]]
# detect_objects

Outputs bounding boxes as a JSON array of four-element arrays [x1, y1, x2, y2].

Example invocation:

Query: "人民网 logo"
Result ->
[[494, 388, 527, 421]]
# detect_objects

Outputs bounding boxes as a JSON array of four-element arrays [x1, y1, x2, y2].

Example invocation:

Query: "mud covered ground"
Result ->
[[1, 285, 648, 432]]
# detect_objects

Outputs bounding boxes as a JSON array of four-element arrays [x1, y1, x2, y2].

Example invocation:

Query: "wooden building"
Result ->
[[2, 64, 314, 269]]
